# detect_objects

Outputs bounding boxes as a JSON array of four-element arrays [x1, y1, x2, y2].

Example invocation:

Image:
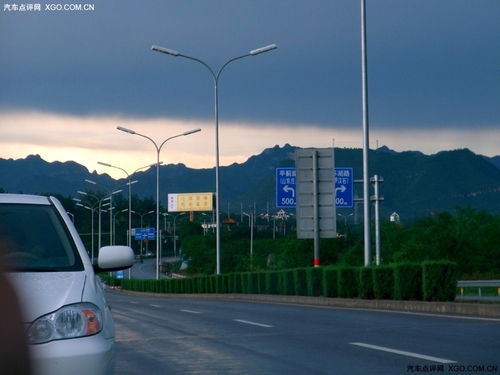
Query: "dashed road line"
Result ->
[[234, 319, 273, 328], [350, 342, 457, 363]]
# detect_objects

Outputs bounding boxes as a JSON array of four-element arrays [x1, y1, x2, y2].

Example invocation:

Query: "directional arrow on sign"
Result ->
[[336, 185, 347, 193], [283, 185, 295, 197]]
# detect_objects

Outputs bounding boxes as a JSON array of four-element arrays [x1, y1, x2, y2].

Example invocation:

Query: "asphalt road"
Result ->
[[108, 291, 500, 375], [127, 257, 177, 280]]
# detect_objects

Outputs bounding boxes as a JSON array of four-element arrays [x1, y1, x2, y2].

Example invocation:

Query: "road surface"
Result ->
[[108, 291, 500, 374]]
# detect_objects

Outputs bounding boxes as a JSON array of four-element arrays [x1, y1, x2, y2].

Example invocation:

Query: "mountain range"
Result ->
[[1, 144, 499, 221]]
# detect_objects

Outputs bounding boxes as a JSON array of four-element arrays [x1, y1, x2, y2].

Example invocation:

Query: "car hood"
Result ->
[[8, 272, 86, 323]]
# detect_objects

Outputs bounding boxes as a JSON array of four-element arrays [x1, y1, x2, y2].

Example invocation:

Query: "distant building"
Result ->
[[390, 212, 400, 224]]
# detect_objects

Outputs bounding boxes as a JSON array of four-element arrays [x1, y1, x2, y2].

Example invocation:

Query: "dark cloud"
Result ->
[[1, 1, 498, 130]]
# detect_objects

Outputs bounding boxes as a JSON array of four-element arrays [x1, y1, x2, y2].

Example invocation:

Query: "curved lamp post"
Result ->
[[163, 212, 186, 259], [117, 126, 201, 279], [85, 179, 122, 247], [151, 43, 276, 274], [73, 196, 98, 262], [97, 161, 160, 249], [98, 162, 135, 248]]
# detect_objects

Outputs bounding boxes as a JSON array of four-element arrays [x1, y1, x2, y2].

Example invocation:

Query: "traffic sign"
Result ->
[[276, 167, 353, 208], [276, 167, 296, 208], [335, 167, 353, 208], [134, 227, 156, 241], [295, 148, 337, 240]]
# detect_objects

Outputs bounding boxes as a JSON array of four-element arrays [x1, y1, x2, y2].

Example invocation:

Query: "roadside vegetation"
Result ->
[[13, 190, 499, 280], [177, 206, 500, 280]]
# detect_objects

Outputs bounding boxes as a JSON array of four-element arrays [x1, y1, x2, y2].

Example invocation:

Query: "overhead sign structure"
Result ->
[[335, 167, 353, 208], [134, 227, 156, 241], [276, 167, 296, 208], [168, 192, 214, 212]]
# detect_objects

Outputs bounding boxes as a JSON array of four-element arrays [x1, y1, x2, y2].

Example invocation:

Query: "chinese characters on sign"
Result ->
[[334, 167, 353, 208], [134, 227, 155, 241], [276, 167, 353, 209], [276, 167, 296, 208], [168, 193, 214, 212]]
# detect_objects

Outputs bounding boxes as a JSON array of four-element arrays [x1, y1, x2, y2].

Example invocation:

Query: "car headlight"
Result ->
[[27, 303, 103, 344]]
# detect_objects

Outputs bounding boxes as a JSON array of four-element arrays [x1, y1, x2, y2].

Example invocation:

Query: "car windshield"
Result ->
[[0, 203, 84, 272]]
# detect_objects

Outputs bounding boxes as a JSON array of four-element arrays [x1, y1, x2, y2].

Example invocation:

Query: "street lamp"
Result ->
[[97, 161, 160, 248], [73, 196, 98, 262], [243, 212, 254, 268], [85, 179, 122, 246], [117, 126, 201, 279], [98, 161, 136, 248], [152, 43, 276, 274], [361, 0, 371, 266], [75, 190, 115, 262], [338, 213, 354, 226], [163, 212, 186, 259], [113, 209, 128, 245]]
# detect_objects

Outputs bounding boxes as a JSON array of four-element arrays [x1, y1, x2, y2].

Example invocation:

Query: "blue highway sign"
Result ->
[[335, 167, 353, 208], [134, 227, 156, 241], [276, 167, 296, 208], [276, 167, 353, 208]]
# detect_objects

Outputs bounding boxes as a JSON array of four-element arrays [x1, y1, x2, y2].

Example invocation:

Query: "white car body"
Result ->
[[0, 194, 134, 375]]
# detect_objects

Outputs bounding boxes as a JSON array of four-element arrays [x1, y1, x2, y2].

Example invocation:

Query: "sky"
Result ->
[[1, 1, 499, 179]]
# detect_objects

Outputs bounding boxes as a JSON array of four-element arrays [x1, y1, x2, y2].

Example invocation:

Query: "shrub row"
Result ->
[[102, 261, 458, 302]]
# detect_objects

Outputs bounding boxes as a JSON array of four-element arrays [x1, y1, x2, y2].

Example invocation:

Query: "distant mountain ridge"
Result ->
[[1, 145, 499, 220]]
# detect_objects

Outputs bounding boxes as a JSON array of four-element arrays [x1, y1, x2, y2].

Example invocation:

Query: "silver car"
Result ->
[[0, 194, 134, 375]]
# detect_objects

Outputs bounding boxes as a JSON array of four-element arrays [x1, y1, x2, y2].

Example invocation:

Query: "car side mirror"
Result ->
[[94, 245, 135, 273]]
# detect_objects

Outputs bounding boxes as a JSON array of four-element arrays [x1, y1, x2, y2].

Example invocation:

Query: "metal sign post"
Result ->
[[295, 148, 336, 267]]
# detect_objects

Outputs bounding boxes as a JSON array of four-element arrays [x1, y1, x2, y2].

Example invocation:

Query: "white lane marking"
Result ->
[[350, 342, 457, 364], [234, 319, 273, 328], [180, 309, 201, 314], [129, 301, 139, 304], [149, 304, 162, 308]]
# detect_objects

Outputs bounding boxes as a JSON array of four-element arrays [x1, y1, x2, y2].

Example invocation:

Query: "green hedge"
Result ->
[[293, 268, 308, 296], [282, 270, 295, 295], [359, 267, 374, 299], [373, 266, 394, 300], [216, 275, 228, 294], [338, 267, 358, 298], [266, 271, 280, 295], [307, 268, 323, 297], [422, 261, 458, 301], [248, 272, 259, 294], [257, 272, 267, 294], [394, 263, 422, 300], [113, 261, 458, 302], [228, 273, 236, 293], [322, 267, 338, 298]]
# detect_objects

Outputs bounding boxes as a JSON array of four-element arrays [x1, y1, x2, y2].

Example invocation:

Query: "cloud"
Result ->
[[0, 111, 497, 179], [2, 1, 498, 131]]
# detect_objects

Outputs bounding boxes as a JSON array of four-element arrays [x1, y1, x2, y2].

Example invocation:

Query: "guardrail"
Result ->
[[456, 280, 500, 300]]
